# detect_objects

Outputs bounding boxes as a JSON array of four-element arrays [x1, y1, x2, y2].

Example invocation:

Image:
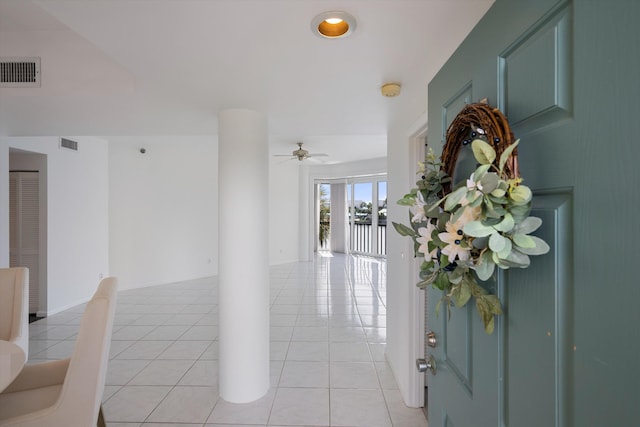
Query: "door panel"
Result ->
[[9, 171, 40, 313], [499, 3, 572, 135], [504, 191, 572, 427], [443, 303, 472, 391]]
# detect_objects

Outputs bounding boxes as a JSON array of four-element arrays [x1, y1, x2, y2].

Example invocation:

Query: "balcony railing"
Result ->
[[319, 219, 387, 256], [351, 219, 386, 256]]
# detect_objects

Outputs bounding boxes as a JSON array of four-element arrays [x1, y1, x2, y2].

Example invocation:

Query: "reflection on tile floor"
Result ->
[[28, 253, 428, 427]]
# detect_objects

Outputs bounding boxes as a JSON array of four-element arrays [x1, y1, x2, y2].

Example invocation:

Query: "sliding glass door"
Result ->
[[348, 177, 387, 256]]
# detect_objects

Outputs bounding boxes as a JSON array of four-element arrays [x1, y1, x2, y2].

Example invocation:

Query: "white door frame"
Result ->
[[405, 114, 429, 406]]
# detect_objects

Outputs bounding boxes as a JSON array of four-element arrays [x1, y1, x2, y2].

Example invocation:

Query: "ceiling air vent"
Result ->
[[0, 57, 41, 88], [60, 138, 78, 151]]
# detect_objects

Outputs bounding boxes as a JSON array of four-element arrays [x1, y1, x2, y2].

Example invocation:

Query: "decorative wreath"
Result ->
[[393, 102, 549, 333], [442, 102, 519, 184]]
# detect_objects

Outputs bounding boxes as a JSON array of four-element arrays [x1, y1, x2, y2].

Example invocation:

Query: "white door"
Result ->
[[9, 171, 40, 313]]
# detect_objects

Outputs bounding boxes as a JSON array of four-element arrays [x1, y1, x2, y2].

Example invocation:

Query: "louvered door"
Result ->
[[9, 171, 40, 313]]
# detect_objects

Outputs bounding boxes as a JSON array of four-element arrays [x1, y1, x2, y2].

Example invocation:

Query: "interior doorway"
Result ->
[[9, 149, 47, 318], [347, 177, 387, 256], [318, 183, 331, 250]]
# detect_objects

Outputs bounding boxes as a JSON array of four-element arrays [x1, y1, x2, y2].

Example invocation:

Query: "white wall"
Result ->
[[0, 136, 109, 314], [386, 107, 430, 406], [269, 157, 301, 265], [108, 136, 218, 290], [0, 28, 135, 136]]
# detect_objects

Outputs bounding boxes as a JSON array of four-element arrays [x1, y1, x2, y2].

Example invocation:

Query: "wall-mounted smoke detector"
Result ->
[[0, 57, 41, 88], [381, 83, 401, 98]]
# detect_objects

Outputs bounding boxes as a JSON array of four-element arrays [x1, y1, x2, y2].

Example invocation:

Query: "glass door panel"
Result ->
[[352, 182, 372, 253], [377, 181, 387, 255]]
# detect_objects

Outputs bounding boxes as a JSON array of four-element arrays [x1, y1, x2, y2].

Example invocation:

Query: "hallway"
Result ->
[[27, 253, 427, 426]]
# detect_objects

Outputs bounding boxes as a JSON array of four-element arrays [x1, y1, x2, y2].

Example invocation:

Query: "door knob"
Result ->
[[416, 354, 437, 375]]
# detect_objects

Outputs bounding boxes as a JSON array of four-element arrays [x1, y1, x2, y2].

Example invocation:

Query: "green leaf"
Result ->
[[475, 251, 495, 281], [503, 249, 531, 267], [493, 212, 515, 233], [469, 194, 484, 208], [487, 195, 509, 205], [392, 222, 417, 237], [434, 272, 450, 291], [479, 173, 499, 193], [514, 216, 542, 234], [471, 139, 496, 165], [512, 233, 535, 248], [463, 220, 495, 237], [452, 281, 471, 308], [472, 164, 492, 181], [472, 235, 489, 249], [450, 206, 464, 224], [484, 294, 503, 315], [484, 316, 496, 334], [465, 189, 482, 205], [509, 185, 533, 205], [499, 139, 519, 173], [489, 232, 507, 252], [424, 170, 437, 181], [497, 237, 513, 259], [444, 186, 468, 211], [475, 297, 495, 334], [423, 207, 437, 219], [509, 203, 532, 223], [491, 187, 507, 198], [421, 260, 433, 272], [416, 279, 431, 289], [516, 236, 550, 255], [449, 266, 465, 284], [483, 197, 500, 218], [425, 182, 440, 191], [397, 197, 415, 207]]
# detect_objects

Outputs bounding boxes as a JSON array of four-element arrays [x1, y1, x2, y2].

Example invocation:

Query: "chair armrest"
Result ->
[[2, 358, 70, 394]]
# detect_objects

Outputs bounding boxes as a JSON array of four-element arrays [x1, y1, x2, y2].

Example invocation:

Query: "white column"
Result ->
[[218, 109, 269, 403]]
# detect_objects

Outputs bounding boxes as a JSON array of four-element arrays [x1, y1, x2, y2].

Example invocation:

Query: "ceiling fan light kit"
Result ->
[[274, 142, 329, 162], [293, 142, 309, 161]]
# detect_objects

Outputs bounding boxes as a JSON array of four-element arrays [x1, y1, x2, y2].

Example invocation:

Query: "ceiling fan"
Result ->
[[273, 142, 328, 162]]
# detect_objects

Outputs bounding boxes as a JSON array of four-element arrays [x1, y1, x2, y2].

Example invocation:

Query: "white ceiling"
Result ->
[[0, 0, 494, 164]]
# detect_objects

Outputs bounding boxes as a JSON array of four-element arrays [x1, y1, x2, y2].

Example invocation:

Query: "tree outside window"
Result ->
[[319, 184, 330, 247]]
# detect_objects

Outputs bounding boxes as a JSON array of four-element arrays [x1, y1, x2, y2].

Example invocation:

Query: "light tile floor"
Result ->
[[27, 253, 428, 427]]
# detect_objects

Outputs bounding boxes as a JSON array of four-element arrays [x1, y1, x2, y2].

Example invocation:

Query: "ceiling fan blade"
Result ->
[[308, 153, 329, 157]]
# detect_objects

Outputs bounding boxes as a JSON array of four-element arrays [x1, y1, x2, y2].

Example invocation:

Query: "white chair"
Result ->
[[0, 277, 118, 427], [0, 267, 29, 357]]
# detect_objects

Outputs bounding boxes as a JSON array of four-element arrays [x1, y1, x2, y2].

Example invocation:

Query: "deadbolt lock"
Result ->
[[426, 331, 437, 348]]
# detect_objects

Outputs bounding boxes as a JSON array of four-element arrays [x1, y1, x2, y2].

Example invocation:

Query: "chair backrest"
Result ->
[[0, 268, 29, 356], [53, 277, 118, 426]]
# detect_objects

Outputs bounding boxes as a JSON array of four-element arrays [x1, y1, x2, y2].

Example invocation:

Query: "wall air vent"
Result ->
[[0, 57, 41, 88], [60, 138, 78, 151]]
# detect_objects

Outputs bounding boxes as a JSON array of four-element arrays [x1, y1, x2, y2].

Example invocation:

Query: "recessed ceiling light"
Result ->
[[311, 11, 357, 39]]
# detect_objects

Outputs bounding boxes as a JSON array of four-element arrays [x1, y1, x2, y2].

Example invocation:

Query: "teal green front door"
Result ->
[[426, 0, 640, 426]]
